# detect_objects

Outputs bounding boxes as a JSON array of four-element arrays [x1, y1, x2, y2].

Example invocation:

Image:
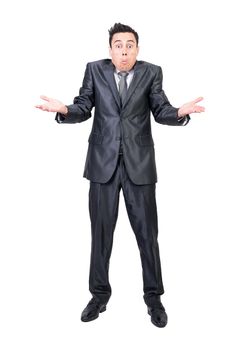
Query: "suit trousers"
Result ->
[[88, 154, 164, 307]]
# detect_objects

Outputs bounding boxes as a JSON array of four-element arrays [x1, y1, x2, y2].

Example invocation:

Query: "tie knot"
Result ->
[[118, 71, 129, 78]]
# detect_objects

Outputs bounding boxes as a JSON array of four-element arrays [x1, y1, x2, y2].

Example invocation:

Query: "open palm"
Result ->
[[35, 95, 67, 114], [178, 97, 205, 117]]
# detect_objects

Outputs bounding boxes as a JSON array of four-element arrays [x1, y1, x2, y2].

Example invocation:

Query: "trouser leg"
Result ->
[[88, 157, 121, 305], [120, 156, 164, 307]]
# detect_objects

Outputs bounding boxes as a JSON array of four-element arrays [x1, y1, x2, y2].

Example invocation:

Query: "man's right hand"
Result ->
[[35, 95, 68, 115]]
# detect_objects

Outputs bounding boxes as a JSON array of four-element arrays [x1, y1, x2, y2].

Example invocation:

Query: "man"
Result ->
[[36, 23, 205, 328]]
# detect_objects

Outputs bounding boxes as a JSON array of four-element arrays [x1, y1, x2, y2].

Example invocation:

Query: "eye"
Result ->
[[127, 45, 133, 49]]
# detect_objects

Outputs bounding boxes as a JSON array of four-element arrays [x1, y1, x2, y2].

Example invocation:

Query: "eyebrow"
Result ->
[[113, 39, 135, 44]]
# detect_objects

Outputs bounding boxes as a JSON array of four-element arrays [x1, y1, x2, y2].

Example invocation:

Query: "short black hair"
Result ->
[[108, 23, 139, 47]]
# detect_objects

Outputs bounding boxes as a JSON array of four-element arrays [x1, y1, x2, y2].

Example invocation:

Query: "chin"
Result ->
[[119, 63, 133, 71]]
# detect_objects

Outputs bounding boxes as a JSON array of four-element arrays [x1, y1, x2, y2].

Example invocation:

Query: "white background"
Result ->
[[0, 0, 234, 349]]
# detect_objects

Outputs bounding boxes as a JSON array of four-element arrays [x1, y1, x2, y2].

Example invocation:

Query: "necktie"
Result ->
[[117, 71, 128, 155], [118, 71, 129, 105]]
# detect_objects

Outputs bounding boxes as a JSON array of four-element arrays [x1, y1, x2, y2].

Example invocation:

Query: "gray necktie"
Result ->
[[118, 71, 129, 105]]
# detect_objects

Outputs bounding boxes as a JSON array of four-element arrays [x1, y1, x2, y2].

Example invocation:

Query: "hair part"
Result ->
[[108, 23, 139, 47]]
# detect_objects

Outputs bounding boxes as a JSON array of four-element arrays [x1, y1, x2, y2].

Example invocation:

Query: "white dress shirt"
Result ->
[[114, 69, 134, 90]]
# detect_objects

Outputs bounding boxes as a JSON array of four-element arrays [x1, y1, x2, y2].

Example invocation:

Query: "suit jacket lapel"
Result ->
[[122, 61, 147, 109], [103, 61, 121, 109], [102, 60, 147, 110]]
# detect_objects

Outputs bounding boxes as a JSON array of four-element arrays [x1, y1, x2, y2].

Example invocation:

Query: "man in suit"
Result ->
[[36, 23, 205, 327]]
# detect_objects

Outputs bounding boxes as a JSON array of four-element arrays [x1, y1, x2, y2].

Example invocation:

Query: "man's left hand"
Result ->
[[178, 97, 205, 118]]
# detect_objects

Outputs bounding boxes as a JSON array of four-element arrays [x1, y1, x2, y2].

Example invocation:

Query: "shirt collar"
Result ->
[[115, 68, 134, 75]]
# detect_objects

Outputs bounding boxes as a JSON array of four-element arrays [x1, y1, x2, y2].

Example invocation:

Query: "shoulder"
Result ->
[[86, 59, 112, 68], [134, 61, 162, 78], [137, 60, 162, 72]]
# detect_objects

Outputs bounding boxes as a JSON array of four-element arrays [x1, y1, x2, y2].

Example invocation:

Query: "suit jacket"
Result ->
[[55, 59, 190, 184]]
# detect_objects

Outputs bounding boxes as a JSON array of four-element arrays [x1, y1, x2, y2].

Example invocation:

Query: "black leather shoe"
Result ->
[[148, 301, 168, 328], [81, 298, 107, 322]]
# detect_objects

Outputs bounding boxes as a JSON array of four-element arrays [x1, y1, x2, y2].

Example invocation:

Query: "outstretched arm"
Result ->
[[35, 63, 94, 124], [150, 66, 205, 126]]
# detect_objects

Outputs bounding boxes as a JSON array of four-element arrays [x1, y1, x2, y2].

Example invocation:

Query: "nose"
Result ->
[[122, 49, 127, 56]]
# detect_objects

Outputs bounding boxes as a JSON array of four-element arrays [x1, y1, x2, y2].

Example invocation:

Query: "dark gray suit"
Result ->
[[56, 59, 189, 184], [55, 59, 190, 306]]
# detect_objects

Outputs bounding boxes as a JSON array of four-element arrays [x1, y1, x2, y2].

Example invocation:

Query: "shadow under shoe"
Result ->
[[81, 298, 107, 322]]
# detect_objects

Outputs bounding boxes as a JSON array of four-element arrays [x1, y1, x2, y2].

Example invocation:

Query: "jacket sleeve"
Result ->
[[149, 66, 190, 126], [55, 63, 94, 124]]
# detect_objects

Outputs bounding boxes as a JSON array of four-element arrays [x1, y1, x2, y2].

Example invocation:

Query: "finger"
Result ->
[[40, 95, 50, 102], [193, 106, 205, 113], [197, 106, 205, 112], [193, 96, 204, 104]]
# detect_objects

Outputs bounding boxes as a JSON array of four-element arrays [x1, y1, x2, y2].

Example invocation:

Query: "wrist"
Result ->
[[177, 108, 184, 118], [60, 105, 68, 115]]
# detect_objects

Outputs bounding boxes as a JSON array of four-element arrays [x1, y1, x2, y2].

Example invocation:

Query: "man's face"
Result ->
[[109, 32, 139, 71]]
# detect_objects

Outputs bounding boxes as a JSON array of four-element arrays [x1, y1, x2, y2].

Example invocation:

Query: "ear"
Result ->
[[109, 46, 112, 57], [136, 46, 140, 56]]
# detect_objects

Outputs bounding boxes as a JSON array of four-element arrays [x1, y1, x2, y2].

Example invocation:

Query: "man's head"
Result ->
[[108, 23, 139, 71]]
